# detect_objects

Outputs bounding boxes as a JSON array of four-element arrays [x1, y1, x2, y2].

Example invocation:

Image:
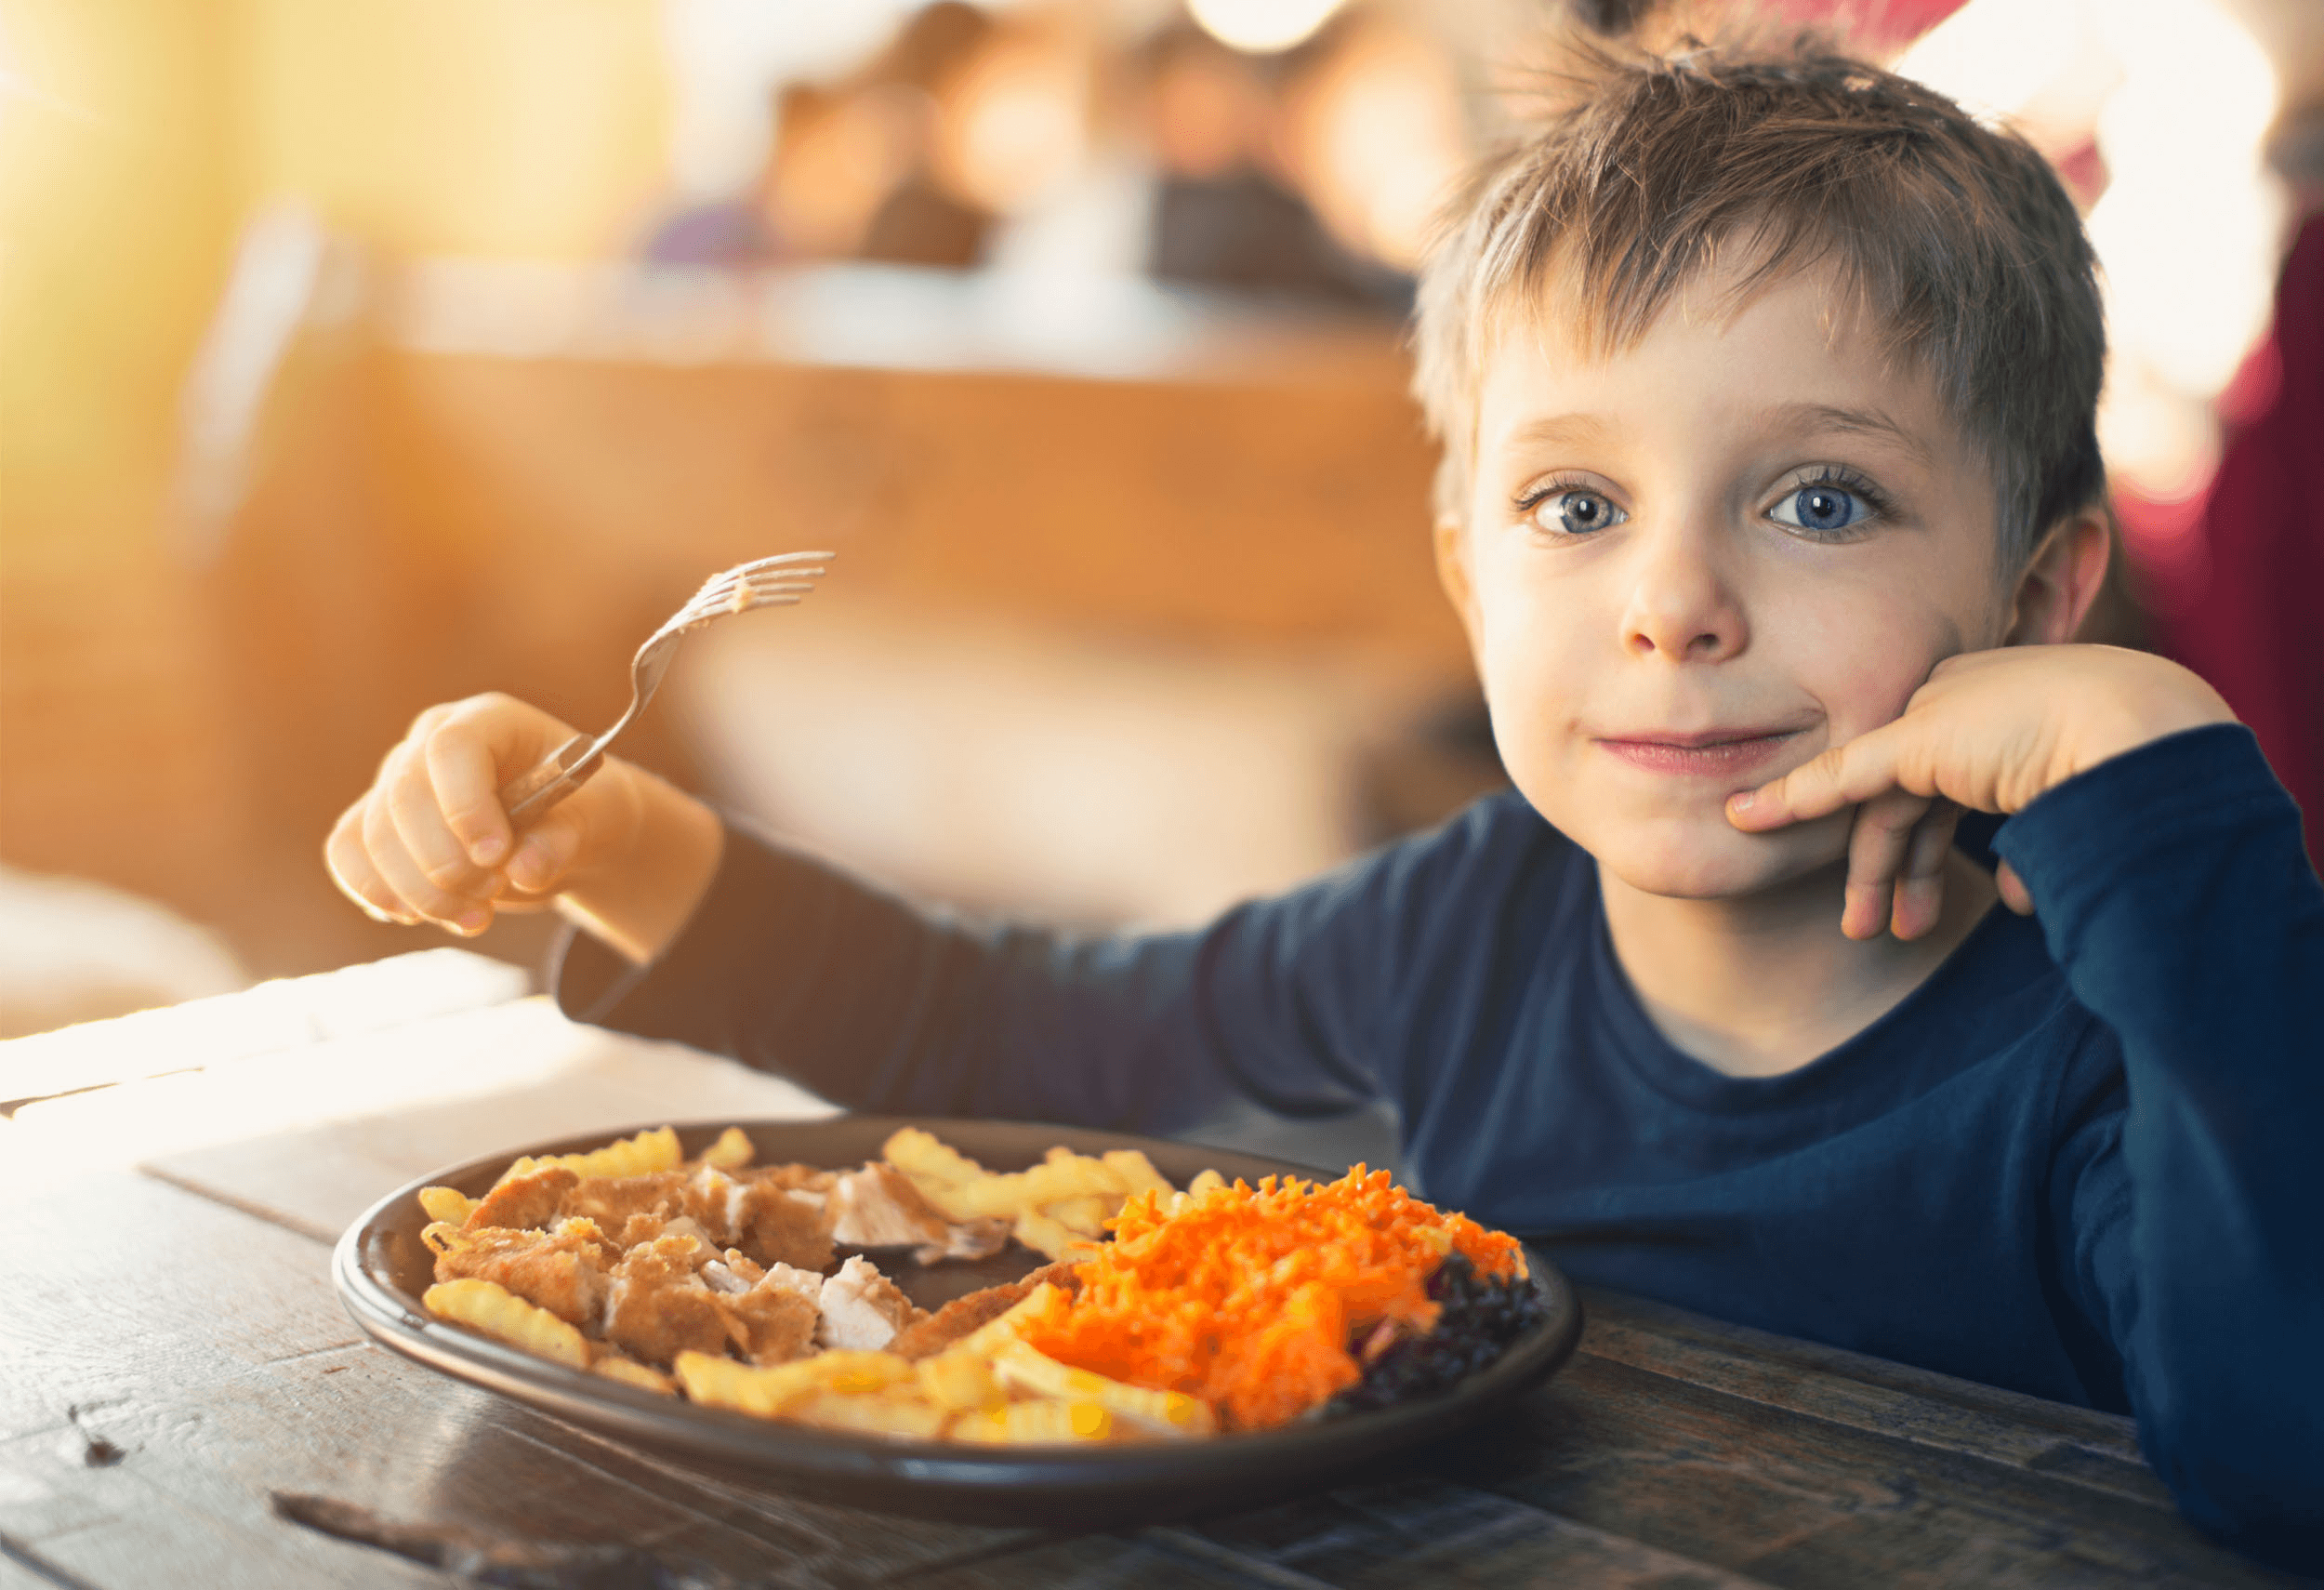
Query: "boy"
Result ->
[[328, 37, 2322, 1568]]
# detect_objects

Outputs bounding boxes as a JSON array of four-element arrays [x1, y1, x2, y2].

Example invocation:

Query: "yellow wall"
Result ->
[[242, 0, 672, 258], [0, 0, 671, 921]]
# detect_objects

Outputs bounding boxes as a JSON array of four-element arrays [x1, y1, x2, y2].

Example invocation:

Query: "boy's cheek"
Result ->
[[1812, 617, 1974, 742]]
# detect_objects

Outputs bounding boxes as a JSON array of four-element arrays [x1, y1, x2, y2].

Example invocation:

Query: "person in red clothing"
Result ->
[[2134, 214, 2324, 865]]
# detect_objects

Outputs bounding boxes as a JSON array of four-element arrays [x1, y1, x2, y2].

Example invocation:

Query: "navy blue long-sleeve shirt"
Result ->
[[555, 723, 2324, 1569]]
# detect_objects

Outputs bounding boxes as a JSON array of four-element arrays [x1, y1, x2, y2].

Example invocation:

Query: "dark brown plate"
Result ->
[[333, 1116, 1582, 1526]]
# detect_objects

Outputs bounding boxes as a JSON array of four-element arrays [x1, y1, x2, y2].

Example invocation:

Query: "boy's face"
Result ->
[[1443, 265, 2013, 901]]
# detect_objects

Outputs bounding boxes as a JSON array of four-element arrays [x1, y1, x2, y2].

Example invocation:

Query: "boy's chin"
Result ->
[[1586, 815, 1847, 903]]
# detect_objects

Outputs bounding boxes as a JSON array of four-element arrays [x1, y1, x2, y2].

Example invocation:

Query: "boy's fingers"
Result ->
[[1996, 859, 2035, 915], [424, 712, 516, 868], [1841, 788, 1928, 941], [1730, 727, 1902, 831], [325, 802, 416, 925], [1888, 801, 1959, 941], [384, 738, 494, 907], [365, 759, 491, 933], [508, 805, 587, 895]]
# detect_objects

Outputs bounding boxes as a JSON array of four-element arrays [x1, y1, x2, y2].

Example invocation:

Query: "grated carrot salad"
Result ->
[[1014, 1167, 1526, 1431]]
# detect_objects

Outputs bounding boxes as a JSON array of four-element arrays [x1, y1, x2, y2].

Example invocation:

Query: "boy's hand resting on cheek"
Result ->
[[325, 693, 722, 965], [1726, 645, 2235, 941]]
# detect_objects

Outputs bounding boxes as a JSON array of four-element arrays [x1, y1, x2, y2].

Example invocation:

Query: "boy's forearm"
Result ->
[[553, 765, 724, 966], [2000, 726, 2324, 1566]]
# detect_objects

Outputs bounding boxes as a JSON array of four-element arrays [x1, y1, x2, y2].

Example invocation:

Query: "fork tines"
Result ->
[[691, 550, 832, 592], [668, 552, 834, 630]]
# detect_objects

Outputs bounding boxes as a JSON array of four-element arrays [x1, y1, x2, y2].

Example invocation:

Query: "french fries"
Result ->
[[697, 1125, 756, 1171], [880, 1128, 1181, 1259], [785, 1388, 949, 1439], [423, 1278, 590, 1369], [991, 1340, 1216, 1438], [417, 1186, 477, 1225], [592, 1353, 678, 1396], [675, 1347, 915, 1417], [915, 1349, 1006, 1411], [881, 1127, 984, 1191], [1012, 1210, 1103, 1265], [495, 1124, 682, 1188], [952, 1398, 1115, 1444]]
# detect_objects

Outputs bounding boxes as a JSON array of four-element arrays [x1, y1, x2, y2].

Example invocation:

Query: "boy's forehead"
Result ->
[[1472, 259, 1965, 461], [1486, 251, 1874, 384]]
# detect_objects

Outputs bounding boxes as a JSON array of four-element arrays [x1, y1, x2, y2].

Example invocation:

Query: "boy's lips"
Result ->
[[1591, 727, 1806, 779]]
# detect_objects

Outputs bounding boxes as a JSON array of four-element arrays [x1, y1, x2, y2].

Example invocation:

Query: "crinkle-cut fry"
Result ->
[[697, 1126, 755, 1171], [419, 1220, 469, 1257], [495, 1126, 682, 1190], [882, 1127, 986, 1188], [1099, 1149, 1173, 1199], [675, 1349, 913, 1418], [1045, 1195, 1112, 1239], [915, 1349, 1006, 1412], [1161, 1168, 1228, 1215], [947, 1157, 1120, 1219], [1012, 1210, 1103, 1263], [418, 1186, 477, 1225], [990, 1340, 1216, 1438], [557, 1125, 682, 1179], [592, 1353, 677, 1396], [784, 1388, 950, 1440], [423, 1279, 589, 1369], [951, 1398, 1116, 1445]]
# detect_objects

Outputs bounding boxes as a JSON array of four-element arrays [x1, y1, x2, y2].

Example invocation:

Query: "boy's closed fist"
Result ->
[[1727, 645, 2235, 940], [326, 693, 639, 938]]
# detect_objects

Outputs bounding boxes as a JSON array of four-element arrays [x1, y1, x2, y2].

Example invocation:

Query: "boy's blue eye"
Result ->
[[1535, 489, 1627, 537], [1769, 484, 1874, 535]]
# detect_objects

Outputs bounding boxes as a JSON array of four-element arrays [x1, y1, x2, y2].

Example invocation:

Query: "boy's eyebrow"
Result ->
[[1499, 413, 1618, 454], [1497, 405, 1934, 465], [1764, 402, 1935, 467]]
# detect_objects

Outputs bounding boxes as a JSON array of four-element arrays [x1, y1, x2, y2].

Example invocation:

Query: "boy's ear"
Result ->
[[2005, 507, 2111, 645], [1433, 516, 1483, 648]]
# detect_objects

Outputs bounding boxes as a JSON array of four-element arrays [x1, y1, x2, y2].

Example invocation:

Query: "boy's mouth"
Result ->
[[1591, 727, 1804, 780]]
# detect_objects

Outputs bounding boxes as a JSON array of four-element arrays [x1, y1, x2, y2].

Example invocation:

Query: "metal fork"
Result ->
[[496, 550, 834, 825]]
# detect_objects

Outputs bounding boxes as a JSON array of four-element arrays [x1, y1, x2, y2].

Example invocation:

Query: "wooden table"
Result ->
[[1, 952, 2306, 1588]]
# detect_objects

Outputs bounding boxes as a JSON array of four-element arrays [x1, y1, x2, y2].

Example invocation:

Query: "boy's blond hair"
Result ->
[[1412, 35, 2106, 576]]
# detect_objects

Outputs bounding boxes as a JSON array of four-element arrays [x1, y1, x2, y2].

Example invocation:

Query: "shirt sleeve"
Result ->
[[550, 802, 1518, 1136], [2000, 723, 2324, 1573]]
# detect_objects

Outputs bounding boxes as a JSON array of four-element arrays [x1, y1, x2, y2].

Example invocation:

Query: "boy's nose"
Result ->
[[1618, 533, 1748, 663]]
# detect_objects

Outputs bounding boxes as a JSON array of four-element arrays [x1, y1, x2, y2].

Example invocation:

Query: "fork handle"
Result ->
[[498, 735, 601, 827]]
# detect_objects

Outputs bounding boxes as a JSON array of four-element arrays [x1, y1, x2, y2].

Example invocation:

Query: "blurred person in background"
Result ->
[[1134, 17, 1412, 309], [648, 1, 1003, 268]]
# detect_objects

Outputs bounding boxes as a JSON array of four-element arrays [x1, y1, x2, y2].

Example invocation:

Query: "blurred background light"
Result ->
[[1897, 0, 2286, 504], [1187, 0, 1346, 56]]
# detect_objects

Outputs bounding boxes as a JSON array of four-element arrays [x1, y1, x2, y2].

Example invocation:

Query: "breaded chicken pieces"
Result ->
[[816, 1254, 927, 1351], [708, 1167, 836, 1272], [828, 1162, 1010, 1263], [463, 1166, 581, 1233], [565, 1172, 691, 1228], [459, 1160, 838, 1272], [433, 1219, 613, 1326], [602, 1235, 737, 1365]]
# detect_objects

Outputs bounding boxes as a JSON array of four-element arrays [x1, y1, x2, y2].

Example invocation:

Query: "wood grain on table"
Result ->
[[1, 957, 2306, 1589]]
